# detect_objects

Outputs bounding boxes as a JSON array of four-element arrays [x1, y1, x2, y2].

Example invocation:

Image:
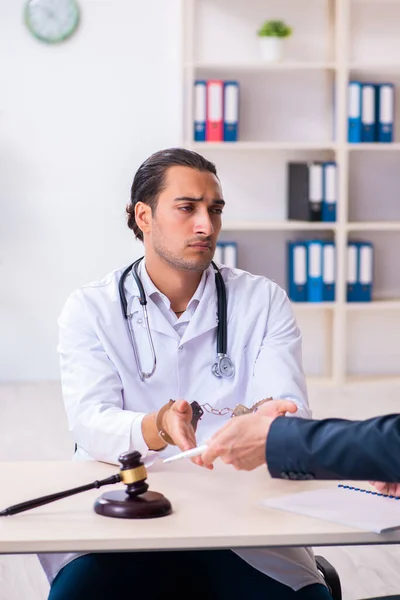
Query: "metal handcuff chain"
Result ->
[[201, 397, 273, 418]]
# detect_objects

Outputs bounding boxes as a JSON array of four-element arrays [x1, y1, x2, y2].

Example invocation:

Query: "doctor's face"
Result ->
[[147, 166, 224, 272]]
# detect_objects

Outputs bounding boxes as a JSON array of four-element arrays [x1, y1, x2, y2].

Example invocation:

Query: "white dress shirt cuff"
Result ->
[[129, 412, 150, 459], [284, 396, 312, 419]]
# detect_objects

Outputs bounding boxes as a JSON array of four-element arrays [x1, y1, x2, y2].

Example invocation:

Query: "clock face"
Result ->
[[24, 0, 80, 44]]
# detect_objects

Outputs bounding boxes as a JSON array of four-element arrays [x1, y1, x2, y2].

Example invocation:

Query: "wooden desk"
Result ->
[[0, 460, 399, 554]]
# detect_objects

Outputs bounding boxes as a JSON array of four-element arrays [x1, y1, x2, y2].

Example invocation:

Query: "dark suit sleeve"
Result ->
[[266, 414, 400, 482]]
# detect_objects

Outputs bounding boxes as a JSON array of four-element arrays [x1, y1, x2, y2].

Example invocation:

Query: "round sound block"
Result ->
[[94, 490, 172, 519]]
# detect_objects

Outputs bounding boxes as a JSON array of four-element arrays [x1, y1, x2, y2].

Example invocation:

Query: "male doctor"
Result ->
[[41, 148, 332, 600]]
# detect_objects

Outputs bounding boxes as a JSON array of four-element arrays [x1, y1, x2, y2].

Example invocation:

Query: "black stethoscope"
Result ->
[[118, 257, 235, 382]]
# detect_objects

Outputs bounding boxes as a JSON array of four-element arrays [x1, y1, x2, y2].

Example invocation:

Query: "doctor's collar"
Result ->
[[130, 258, 210, 313]]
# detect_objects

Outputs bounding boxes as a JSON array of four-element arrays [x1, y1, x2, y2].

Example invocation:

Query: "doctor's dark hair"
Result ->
[[126, 147, 218, 242]]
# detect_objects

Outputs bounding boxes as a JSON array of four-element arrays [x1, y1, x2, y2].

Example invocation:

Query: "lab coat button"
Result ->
[[137, 318, 143, 325]]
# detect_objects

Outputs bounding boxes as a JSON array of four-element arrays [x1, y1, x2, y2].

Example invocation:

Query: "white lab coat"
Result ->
[[38, 262, 325, 591]]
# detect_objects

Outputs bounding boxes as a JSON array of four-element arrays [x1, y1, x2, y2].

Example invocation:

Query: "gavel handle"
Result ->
[[0, 474, 121, 516]]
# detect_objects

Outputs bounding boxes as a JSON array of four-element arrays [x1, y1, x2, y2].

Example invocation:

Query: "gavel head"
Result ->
[[118, 450, 144, 469], [118, 451, 149, 497], [94, 450, 172, 519]]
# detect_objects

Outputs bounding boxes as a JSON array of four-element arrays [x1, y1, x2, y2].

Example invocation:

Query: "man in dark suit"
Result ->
[[201, 410, 400, 496]]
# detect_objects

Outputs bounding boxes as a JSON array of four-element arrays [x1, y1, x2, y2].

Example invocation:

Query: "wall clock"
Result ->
[[24, 0, 80, 44]]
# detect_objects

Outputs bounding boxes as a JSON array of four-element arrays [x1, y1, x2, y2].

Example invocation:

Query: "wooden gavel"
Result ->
[[0, 451, 172, 519]]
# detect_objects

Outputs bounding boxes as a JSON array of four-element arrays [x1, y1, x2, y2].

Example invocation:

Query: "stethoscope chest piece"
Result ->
[[212, 354, 235, 379]]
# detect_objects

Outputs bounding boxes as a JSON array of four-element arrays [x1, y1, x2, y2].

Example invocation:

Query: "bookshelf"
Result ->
[[181, 0, 400, 385], [189, 61, 338, 71], [222, 221, 337, 231], [191, 142, 338, 150]]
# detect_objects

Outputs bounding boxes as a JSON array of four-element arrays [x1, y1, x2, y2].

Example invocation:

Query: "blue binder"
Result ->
[[361, 83, 376, 142], [306, 241, 323, 302], [287, 242, 307, 302], [214, 242, 224, 265], [347, 242, 359, 302], [376, 83, 394, 143], [322, 242, 335, 301], [322, 162, 337, 222], [357, 242, 373, 302], [348, 81, 362, 143], [223, 241, 238, 268], [223, 81, 239, 142], [194, 80, 206, 142]]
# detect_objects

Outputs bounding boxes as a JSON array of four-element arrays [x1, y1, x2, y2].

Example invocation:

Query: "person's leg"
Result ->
[[48, 554, 121, 600], [48, 551, 201, 600], [189, 549, 332, 600], [296, 583, 333, 599], [48, 549, 333, 600]]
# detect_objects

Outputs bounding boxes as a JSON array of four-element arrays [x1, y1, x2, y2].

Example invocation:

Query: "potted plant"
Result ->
[[257, 20, 293, 62]]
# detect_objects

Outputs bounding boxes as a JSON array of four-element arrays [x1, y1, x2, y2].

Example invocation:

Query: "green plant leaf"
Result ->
[[257, 20, 293, 38]]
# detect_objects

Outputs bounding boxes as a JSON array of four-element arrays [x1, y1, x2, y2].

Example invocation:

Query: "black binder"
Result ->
[[287, 162, 323, 222]]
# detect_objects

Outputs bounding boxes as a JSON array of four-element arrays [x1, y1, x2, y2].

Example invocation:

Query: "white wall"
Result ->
[[0, 0, 183, 381], [3, 0, 400, 383]]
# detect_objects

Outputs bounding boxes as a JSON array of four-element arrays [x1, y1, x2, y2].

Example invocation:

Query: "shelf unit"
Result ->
[[190, 142, 338, 150], [181, 0, 400, 385], [188, 61, 338, 71], [222, 221, 337, 231], [348, 143, 400, 150]]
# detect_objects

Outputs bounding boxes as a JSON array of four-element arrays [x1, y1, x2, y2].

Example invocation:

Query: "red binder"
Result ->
[[206, 80, 224, 141]]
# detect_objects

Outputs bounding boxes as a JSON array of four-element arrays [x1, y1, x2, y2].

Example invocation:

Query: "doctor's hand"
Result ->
[[201, 412, 275, 471], [369, 481, 400, 497], [256, 399, 298, 418], [162, 400, 203, 466]]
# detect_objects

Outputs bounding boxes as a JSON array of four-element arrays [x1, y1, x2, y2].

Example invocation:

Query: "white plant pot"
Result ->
[[259, 37, 283, 62]]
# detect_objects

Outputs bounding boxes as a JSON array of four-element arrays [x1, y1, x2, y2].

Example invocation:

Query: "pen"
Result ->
[[163, 444, 208, 464]]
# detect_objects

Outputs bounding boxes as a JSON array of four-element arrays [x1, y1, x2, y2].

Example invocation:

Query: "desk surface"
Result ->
[[0, 460, 399, 554]]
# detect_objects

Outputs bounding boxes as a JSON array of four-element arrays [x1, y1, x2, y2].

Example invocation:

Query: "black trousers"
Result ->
[[48, 549, 332, 600]]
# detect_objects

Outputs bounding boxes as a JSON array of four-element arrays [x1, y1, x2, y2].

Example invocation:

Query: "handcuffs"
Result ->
[[156, 397, 273, 447]]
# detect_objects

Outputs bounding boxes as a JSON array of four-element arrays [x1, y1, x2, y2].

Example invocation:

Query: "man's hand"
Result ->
[[370, 481, 400, 497], [256, 399, 298, 418], [162, 400, 202, 465], [201, 413, 275, 471]]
